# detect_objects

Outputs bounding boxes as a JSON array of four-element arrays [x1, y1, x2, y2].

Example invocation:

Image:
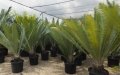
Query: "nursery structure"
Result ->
[[0, 0, 120, 75]]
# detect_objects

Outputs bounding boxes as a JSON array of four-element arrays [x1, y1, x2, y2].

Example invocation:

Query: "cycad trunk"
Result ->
[[29, 47, 35, 54], [14, 53, 20, 59]]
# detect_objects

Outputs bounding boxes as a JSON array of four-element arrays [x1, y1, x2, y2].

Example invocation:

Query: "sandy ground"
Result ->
[[0, 55, 120, 75]]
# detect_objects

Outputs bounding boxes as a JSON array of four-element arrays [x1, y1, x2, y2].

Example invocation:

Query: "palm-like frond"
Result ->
[[15, 13, 47, 53], [50, 25, 76, 63], [0, 7, 12, 26], [62, 2, 120, 66], [39, 18, 60, 50], [0, 24, 25, 56], [98, 2, 120, 58]]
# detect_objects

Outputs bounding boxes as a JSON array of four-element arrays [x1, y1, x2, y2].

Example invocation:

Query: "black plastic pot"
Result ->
[[108, 56, 119, 67], [35, 46, 42, 53], [74, 56, 82, 66], [0, 51, 5, 63], [80, 52, 87, 61], [45, 43, 52, 51], [0, 48, 8, 56], [11, 58, 24, 73], [50, 47, 57, 57], [88, 66, 109, 75], [41, 51, 49, 60], [29, 54, 39, 65], [65, 62, 76, 74], [20, 50, 29, 57]]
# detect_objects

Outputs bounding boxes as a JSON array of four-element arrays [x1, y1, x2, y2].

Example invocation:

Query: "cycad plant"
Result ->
[[62, 2, 120, 75], [0, 24, 25, 58], [0, 7, 25, 58], [0, 22, 25, 73], [40, 18, 60, 59], [48, 18, 60, 57], [50, 25, 79, 74], [50, 26, 75, 63], [39, 18, 51, 60], [100, 1, 120, 67], [15, 13, 47, 65], [0, 7, 12, 63], [39, 33, 50, 60]]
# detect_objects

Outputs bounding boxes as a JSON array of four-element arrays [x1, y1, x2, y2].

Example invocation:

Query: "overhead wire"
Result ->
[[9, 0, 96, 19], [29, 0, 96, 17], [31, 0, 76, 8], [9, 0, 62, 19]]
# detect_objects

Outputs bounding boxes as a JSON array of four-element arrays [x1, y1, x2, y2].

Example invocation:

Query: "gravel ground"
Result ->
[[0, 55, 120, 75]]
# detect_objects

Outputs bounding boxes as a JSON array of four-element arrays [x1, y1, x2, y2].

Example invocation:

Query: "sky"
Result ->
[[0, 0, 120, 20]]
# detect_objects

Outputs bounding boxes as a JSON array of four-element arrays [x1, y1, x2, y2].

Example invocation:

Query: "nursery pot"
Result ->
[[20, 50, 29, 57], [0, 51, 5, 63], [29, 54, 39, 65], [50, 47, 57, 57], [64, 62, 76, 74], [0, 47, 8, 56], [107, 56, 119, 67], [88, 66, 109, 75], [41, 51, 49, 60], [11, 58, 24, 73], [74, 56, 82, 66], [80, 52, 87, 61], [45, 43, 52, 51], [35, 46, 41, 53]]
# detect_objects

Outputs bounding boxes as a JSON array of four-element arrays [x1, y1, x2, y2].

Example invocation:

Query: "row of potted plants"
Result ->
[[0, 7, 48, 73], [0, 1, 120, 75], [50, 1, 120, 75], [0, 7, 87, 74], [0, 7, 80, 73]]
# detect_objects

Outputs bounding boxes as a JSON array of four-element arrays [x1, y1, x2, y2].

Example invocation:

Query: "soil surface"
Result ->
[[0, 55, 120, 75]]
